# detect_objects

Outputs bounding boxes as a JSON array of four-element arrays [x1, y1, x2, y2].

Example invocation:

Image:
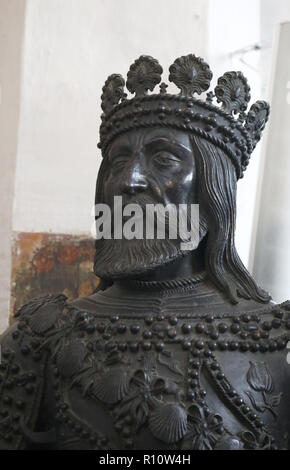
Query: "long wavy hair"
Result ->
[[94, 131, 270, 304], [190, 134, 270, 304]]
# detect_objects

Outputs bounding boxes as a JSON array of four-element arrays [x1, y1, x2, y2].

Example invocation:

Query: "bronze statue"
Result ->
[[1, 54, 290, 450]]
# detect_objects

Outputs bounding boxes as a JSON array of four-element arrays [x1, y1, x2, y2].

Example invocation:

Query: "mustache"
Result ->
[[104, 194, 198, 244], [117, 194, 161, 210], [110, 194, 173, 233]]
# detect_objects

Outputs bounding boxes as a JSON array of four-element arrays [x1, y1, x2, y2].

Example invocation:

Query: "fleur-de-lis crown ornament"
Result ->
[[98, 54, 270, 179]]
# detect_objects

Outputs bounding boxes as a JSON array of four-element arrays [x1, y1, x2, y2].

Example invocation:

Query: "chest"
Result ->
[[46, 311, 290, 450]]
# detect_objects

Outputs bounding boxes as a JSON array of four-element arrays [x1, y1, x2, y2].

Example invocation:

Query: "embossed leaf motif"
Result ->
[[169, 54, 212, 97], [246, 361, 282, 419], [269, 393, 283, 408], [215, 71, 251, 115], [126, 55, 163, 97], [69, 345, 109, 396], [245, 390, 267, 413], [15, 296, 48, 318], [247, 361, 274, 393], [245, 388, 282, 419], [28, 303, 60, 334], [101, 74, 125, 113], [14, 294, 66, 319]]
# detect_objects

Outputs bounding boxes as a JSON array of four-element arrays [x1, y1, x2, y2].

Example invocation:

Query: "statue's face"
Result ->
[[94, 127, 197, 280], [104, 127, 196, 208]]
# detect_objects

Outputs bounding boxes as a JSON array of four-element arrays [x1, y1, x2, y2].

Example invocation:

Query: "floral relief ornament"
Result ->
[[181, 404, 224, 450], [114, 351, 185, 438], [245, 361, 283, 418]]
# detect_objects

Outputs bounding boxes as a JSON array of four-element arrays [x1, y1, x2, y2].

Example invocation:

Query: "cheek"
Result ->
[[183, 169, 195, 185], [164, 168, 195, 201], [154, 166, 194, 187], [103, 174, 116, 204], [103, 167, 123, 196]]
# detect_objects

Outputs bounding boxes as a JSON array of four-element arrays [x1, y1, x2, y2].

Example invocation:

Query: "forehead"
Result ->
[[107, 127, 191, 152]]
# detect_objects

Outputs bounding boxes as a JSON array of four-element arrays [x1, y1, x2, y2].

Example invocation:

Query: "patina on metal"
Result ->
[[1, 54, 290, 450]]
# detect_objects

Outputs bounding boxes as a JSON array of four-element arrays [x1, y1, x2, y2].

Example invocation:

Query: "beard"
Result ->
[[94, 236, 184, 280], [93, 194, 196, 280]]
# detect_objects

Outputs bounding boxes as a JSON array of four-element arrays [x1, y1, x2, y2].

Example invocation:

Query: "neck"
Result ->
[[136, 244, 205, 282]]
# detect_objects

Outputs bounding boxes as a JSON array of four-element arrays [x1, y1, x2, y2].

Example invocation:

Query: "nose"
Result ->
[[121, 157, 148, 195]]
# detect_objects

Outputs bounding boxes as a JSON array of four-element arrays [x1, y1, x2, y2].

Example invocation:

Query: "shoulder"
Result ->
[[0, 292, 94, 364], [12, 293, 68, 330], [1, 294, 67, 348], [0, 294, 70, 449], [1, 293, 96, 364]]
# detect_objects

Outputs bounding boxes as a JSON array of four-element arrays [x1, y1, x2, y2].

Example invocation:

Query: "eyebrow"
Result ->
[[108, 136, 192, 161], [144, 137, 192, 154], [109, 144, 131, 159]]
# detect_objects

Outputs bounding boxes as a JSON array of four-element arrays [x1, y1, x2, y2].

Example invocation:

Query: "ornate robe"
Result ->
[[1, 277, 290, 450]]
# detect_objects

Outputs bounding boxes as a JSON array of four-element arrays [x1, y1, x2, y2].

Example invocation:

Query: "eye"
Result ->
[[153, 151, 181, 167], [111, 156, 129, 171]]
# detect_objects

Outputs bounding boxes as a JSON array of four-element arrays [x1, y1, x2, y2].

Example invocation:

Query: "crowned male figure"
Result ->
[[1, 55, 290, 450]]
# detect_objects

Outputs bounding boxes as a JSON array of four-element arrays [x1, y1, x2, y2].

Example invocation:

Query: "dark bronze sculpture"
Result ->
[[1, 54, 290, 450]]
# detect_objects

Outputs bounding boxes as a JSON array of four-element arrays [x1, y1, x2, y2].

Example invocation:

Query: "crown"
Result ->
[[98, 54, 270, 179]]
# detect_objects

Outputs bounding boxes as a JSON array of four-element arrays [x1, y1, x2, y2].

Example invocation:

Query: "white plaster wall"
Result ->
[[0, 0, 26, 332], [12, 0, 209, 236], [260, 0, 290, 87], [208, 0, 262, 268], [252, 19, 290, 302], [250, 0, 290, 278]]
